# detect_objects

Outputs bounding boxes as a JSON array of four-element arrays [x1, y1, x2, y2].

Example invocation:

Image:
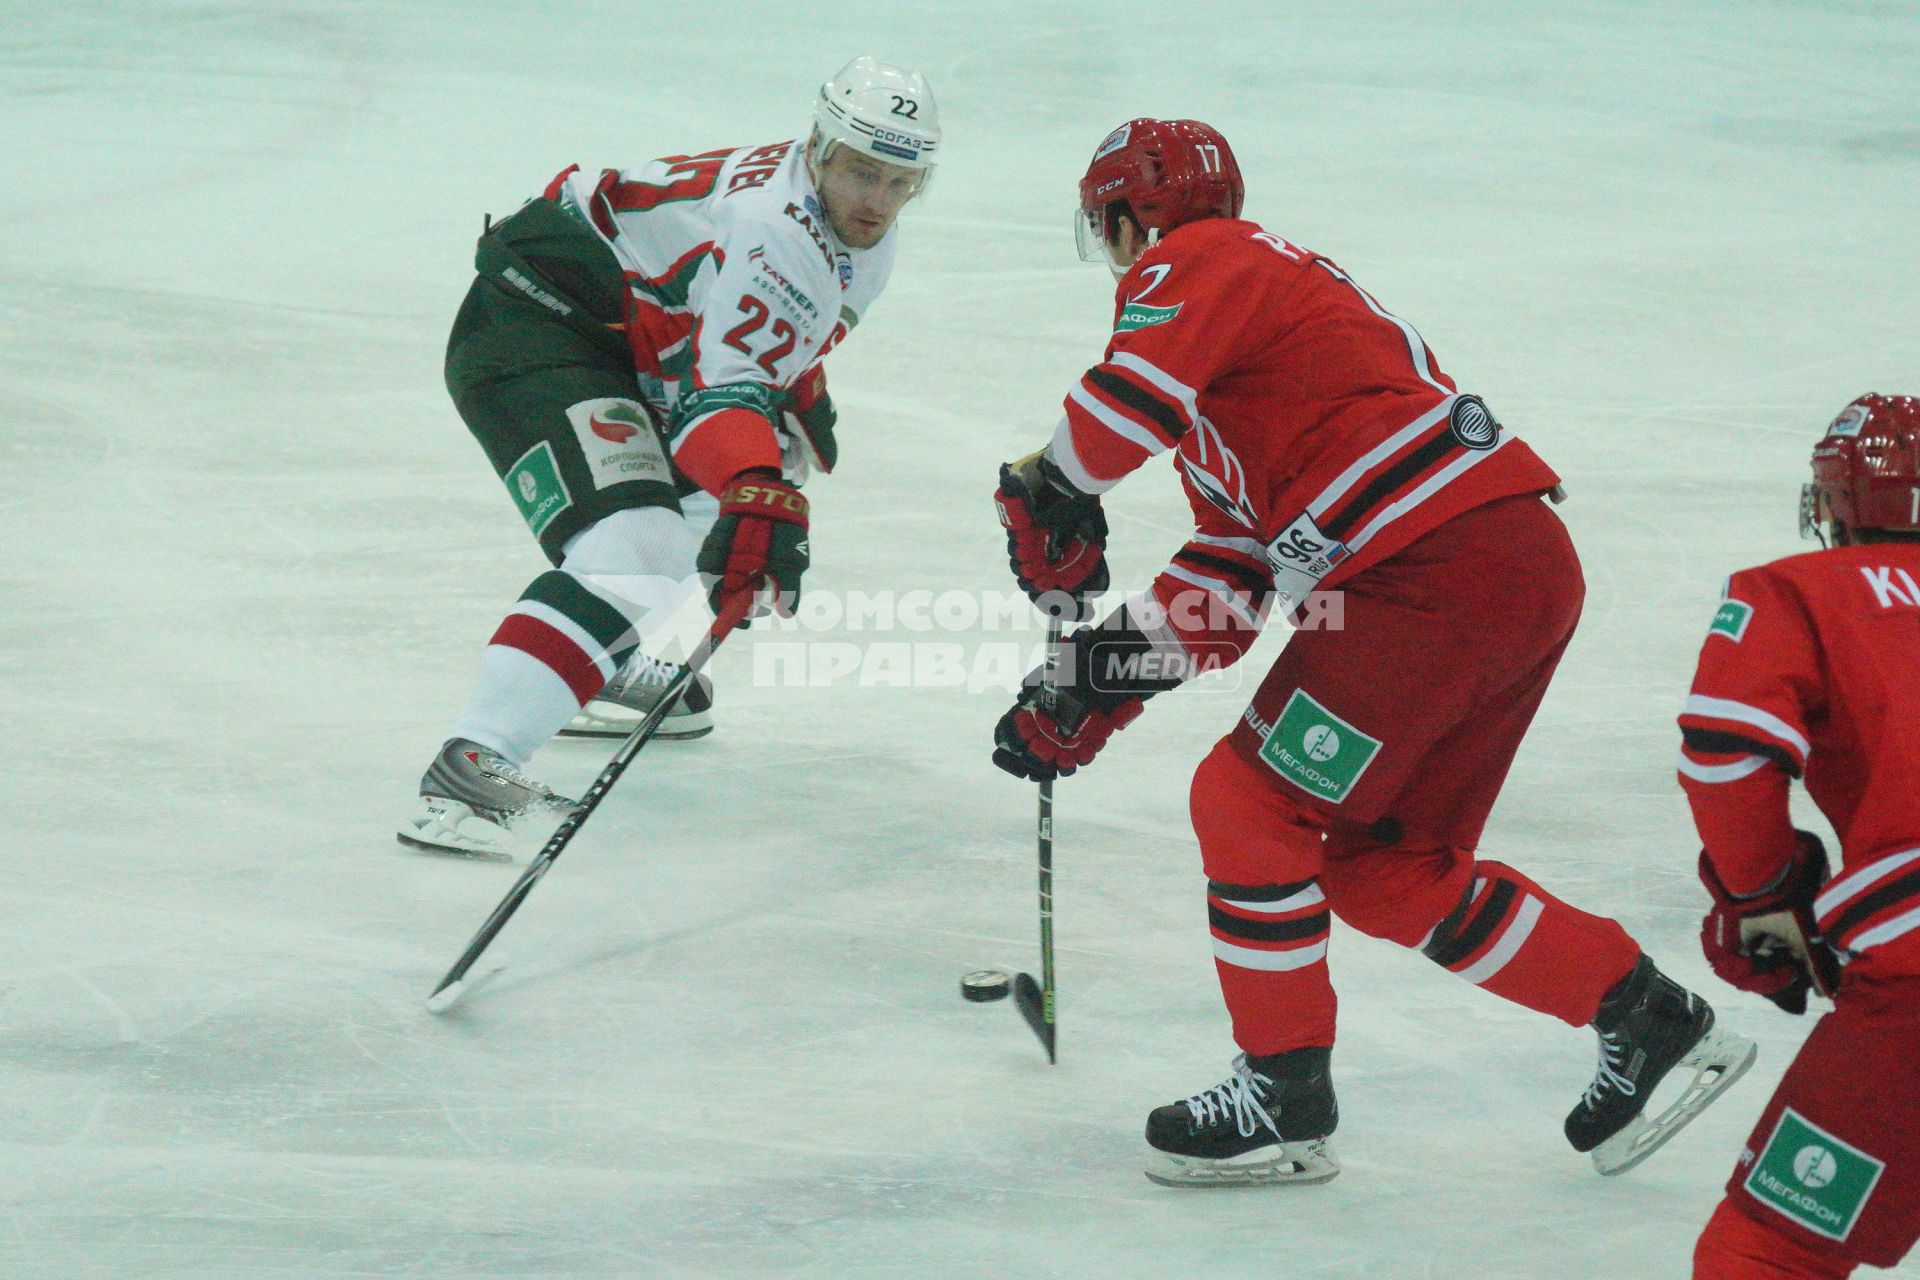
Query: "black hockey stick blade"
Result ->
[[1012, 970, 1056, 1064]]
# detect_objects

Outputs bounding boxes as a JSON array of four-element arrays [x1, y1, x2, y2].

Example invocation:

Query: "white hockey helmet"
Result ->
[[809, 57, 940, 184]]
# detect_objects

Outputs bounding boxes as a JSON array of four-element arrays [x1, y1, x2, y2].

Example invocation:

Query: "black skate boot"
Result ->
[[561, 653, 713, 740], [1565, 954, 1756, 1175], [1144, 1048, 1340, 1187]]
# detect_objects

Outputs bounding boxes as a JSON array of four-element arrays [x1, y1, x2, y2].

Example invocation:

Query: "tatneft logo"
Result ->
[[517, 472, 538, 502], [1256, 690, 1382, 804], [1745, 1109, 1885, 1242]]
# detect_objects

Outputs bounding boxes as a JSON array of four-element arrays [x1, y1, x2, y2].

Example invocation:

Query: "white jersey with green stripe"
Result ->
[[542, 139, 894, 456]]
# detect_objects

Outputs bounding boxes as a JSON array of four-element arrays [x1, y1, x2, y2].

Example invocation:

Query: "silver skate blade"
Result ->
[[425, 965, 505, 1014], [396, 832, 516, 864], [1591, 1025, 1757, 1176], [559, 701, 713, 740], [1145, 1139, 1340, 1188], [555, 720, 713, 741]]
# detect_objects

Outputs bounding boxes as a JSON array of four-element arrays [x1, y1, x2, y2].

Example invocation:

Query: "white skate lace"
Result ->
[[1582, 1029, 1637, 1108], [1183, 1055, 1284, 1140], [615, 653, 682, 694]]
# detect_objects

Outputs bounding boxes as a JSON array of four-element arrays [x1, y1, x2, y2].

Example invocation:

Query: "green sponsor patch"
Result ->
[[1115, 301, 1183, 332], [1710, 598, 1754, 642], [1745, 1108, 1884, 1241], [505, 441, 572, 537], [1257, 690, 1382, 803]]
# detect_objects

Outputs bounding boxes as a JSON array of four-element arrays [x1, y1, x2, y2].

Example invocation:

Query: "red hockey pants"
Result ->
[[1193, 495, 1640, 1055]]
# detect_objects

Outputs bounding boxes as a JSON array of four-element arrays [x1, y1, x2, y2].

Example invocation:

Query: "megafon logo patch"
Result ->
[[1094, 124, 1132, 161]]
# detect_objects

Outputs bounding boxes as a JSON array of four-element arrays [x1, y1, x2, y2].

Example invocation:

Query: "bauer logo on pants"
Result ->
[[1257, 690, 1382, 804], [1745, 1108, 1885, 1241], [505, 441, 571, 537]]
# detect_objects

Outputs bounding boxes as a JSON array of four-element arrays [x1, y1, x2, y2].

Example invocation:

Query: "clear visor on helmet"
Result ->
[[1081, 204, 1121, 264]]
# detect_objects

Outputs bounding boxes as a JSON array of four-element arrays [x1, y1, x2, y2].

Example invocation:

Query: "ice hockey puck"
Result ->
[[961, 969, 1013, 1003]]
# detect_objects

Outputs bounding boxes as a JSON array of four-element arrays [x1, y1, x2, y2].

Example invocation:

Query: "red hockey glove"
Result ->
[[996, 450, 1109, 621], [779, 364, 837, 477], [696, 469, 810, 627], [1698, 830, 1838, 1014]]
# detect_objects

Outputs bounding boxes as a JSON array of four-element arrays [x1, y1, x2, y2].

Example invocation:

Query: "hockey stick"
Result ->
[[1012, 616, 1064, 1063], [426, 593, 753, 1013]]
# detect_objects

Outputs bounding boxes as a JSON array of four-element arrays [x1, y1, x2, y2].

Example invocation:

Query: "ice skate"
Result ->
[[559, 653, 713, 740], [1566, 954, 1756, 1175], [1144, 1049, 1340, 1187], [397, 738, 578, 861]]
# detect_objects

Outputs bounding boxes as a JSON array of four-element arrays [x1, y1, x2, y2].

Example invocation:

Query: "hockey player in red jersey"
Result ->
[[1688, 395, 1920, 1278], [991, 118, 1755, 1186]]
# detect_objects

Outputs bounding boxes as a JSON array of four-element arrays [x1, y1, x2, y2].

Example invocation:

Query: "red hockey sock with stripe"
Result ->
[[1208, 876, 1337, 1055], [1421, 860, 1639, 1027]]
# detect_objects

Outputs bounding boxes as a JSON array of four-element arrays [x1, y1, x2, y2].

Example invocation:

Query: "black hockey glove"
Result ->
[[995, 449, 1109, 621]]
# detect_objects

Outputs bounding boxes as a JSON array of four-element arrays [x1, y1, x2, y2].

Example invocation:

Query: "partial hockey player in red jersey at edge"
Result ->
[[1688, 395, 1920, 1279], [991, 118, 1757, 1187]]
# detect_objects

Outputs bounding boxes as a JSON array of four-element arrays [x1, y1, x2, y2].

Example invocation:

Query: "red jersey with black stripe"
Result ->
[[1677, 544, 1920, 969], [1044, 218, 1560, 663]]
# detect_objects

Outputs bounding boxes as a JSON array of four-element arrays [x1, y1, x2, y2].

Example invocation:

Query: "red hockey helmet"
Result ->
[[1802, 394, 1920, 541], [1075, 118, 1244, 264]]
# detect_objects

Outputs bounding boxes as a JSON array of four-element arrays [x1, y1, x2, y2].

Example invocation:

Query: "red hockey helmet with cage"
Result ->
[[1803, 394, 1920, 538], [1075, 118, 1245, 262]]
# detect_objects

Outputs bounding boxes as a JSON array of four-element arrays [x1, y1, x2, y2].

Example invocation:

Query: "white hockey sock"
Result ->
[[451, 645, 582, 767], [446, 508, 701, 767]]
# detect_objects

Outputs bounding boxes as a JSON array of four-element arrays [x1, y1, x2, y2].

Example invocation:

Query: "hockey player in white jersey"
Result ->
[[399, 58, 938, 857]]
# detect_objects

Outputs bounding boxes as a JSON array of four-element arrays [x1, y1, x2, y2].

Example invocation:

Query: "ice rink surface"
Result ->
[[6, 1, 1920, 1275]]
